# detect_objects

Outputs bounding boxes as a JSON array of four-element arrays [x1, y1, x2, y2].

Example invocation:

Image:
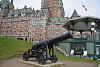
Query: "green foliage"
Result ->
[[0, 37, 32, 61]]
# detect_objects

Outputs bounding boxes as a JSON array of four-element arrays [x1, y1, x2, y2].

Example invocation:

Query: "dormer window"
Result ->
[[11, 14, 14, 17], [18, 14, 21, 16]]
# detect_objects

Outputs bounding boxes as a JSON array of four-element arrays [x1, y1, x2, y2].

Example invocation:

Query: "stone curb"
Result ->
[[19, 60, 63, 67]]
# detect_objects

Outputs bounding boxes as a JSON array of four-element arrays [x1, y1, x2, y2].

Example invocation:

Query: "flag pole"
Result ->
[[81, 2, 88, 16], [81, 2, 83, 17]]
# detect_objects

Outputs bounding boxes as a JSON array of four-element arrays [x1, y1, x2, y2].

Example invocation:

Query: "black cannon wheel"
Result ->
[[36, 54, 46, 64], [50, 55, 58, 63], [23, 53, 29, 61]]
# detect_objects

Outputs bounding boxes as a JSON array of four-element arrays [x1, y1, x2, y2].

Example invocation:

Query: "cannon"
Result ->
[[23, 32, 73, 64]]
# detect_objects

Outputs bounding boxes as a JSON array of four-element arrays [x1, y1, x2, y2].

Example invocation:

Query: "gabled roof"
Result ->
[[70, 9, 80, 18]]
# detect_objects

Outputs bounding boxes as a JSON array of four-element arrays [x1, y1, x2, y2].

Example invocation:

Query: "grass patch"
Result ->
[[0, 37, 100, 66], [0, 37, 32, 61], [55, 48, 100, 67]]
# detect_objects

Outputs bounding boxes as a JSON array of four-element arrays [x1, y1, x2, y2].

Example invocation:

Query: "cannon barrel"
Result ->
[[32, 32, 73, 50]]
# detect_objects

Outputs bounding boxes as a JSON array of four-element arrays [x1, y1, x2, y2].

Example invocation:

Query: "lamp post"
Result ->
[[91, 22, 97, 60], [91, 22, 95, 40]]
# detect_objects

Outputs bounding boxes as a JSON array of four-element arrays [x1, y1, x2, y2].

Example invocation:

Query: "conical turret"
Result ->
[[70, 9, 80, 18]]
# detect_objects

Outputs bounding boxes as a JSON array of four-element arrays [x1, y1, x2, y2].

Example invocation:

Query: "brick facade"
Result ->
[[29, 15, 48, 42], [41, 0, 65, 18], [0, 16, 29, 41], [0, 0, 67, 42]]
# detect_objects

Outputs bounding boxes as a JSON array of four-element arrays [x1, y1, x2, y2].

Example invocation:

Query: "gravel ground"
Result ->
[[0, 58, 97, 67], [0, 58, 38, 67], [59, 61, 96, 67], [98, 64, 100, 67]]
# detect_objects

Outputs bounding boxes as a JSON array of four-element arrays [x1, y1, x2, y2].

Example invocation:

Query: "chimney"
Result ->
[[11, 0, 13, 4]]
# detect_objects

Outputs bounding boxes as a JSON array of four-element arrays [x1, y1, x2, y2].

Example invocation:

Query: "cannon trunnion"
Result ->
[[23, 32, 73, 64]]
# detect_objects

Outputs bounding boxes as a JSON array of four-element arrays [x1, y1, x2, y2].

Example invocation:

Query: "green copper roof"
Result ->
[[63, 16, 100, 31]]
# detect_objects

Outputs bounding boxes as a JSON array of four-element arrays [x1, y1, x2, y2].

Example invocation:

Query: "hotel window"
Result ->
[[54, 14, 56, 16], [54, 3, 56, 6], [54, 0, 56, 3], [21, 26, 24, 28], [40, 33, 42, 36], [20, 31, 22, 32], [41, 28, 42, 30], [54, 10, 56, 13], [36, 39, 37, 41], [32, 38, 33, 41], [30, 38, 31, 41], [21, 22, 23, 23], [39, 39, 41, 41], [42, 19, 44, 21], [37, 19, 39, 22]]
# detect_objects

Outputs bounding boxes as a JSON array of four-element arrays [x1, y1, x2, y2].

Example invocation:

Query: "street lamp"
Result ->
[[91, 22, 95, 39], [91, 22, 95, 31], [91, 22, 97, 60]]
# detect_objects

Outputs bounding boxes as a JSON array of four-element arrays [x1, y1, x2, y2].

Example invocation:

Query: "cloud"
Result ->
[[13, 0, 100, 17], [62, 0, 100, 17], [14, 0, 41, 9]]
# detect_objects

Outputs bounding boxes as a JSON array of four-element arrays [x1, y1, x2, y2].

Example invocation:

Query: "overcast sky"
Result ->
[[13, 0, 100, 17]]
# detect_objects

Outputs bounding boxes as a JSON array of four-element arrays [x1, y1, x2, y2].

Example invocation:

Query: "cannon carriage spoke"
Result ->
[[36, 54, 46, 64], [23, 53, 29, 61]]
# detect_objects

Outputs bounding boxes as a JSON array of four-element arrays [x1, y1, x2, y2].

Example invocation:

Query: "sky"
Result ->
[[12, 0, 100, 17]]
